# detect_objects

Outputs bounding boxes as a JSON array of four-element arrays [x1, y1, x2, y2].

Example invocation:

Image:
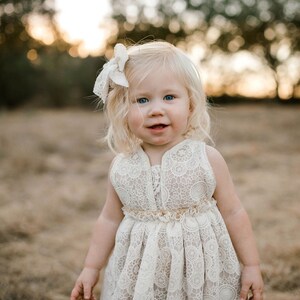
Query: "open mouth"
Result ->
[[148, 124, 168, 129]]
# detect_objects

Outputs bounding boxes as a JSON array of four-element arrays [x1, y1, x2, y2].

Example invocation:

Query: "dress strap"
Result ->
[[122, 199, 217, 223]]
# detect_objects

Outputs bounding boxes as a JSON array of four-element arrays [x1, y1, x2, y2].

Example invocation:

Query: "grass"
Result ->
[[0, 105, 300, 299]]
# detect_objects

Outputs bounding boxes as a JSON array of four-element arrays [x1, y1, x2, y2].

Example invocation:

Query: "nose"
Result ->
[[148, 99, 165, 117]]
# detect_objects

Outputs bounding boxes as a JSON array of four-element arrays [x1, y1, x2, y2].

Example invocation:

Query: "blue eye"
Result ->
[[137, 97, 149, 104], [164, 95, 174, 101]]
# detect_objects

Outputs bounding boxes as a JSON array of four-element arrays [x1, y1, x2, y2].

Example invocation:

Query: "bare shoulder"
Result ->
[[204, 145, 242, 216], [109, 154, 121, 171], [205, 145, 228, 169], [204, 144, 233, 187]]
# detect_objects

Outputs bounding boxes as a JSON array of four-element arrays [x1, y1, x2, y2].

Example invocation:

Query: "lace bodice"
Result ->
[[110, 139, 216, 213], [151, 165, 162, 208]]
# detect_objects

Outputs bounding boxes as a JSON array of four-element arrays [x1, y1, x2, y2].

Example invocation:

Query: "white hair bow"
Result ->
[[93, 43, 129, 103]]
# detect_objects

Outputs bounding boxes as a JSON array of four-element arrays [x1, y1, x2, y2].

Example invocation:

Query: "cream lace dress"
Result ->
[[100, 139, 241, 300]]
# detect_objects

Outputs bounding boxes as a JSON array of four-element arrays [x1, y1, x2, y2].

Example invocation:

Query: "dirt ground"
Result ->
[[0, 104, 299, 300]]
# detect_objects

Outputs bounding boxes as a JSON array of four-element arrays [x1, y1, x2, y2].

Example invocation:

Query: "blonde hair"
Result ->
[[102, 41, 212, 154]]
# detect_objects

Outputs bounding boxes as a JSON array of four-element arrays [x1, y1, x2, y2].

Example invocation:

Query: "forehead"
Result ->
[[129, 67, 186, 95], [130, 61, 185, 84]]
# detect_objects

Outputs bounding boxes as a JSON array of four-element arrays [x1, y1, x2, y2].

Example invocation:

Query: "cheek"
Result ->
[[176, 102, 191, 120], [127, 106, 144, 129]]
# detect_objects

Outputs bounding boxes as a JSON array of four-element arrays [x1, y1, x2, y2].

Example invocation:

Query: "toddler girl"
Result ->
[[70, 41, 263, 300]]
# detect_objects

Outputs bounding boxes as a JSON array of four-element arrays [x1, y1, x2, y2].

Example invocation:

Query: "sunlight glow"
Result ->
[[54, 0, 113, 57], [230, 51, 263, 73], [236, 73, 276, 98], [28, 14, 55, 45], [27, 49, 38, 61], [199, 51, 277, 98]]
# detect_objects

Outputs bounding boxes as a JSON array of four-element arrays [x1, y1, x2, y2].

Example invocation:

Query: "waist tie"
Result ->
[[122, 199, 217, 223]]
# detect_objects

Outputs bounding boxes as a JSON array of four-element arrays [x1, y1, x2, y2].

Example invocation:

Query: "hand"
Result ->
[[240, 265, 264, 300], [70, 267, 100, 300]]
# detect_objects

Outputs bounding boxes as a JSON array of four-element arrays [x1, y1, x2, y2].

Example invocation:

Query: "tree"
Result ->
[[0, 1, 47, 107], [109, 0, 300, 100], [0, 0, 82, 108]]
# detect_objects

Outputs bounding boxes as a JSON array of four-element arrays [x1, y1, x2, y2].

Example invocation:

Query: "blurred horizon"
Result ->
[[0, 0, 299, 109]]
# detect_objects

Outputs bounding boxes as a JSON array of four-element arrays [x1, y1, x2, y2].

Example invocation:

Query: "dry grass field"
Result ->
[[0, 104, 300, 300]]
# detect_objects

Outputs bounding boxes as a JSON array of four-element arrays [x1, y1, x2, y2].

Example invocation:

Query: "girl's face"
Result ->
[[127, 67, 191, 153]]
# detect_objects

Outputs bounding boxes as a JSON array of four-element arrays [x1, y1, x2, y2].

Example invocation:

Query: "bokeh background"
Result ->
[[0, 0, 300, 299]]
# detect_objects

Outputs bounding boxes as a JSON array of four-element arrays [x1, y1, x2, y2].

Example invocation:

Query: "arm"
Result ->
[[206, 145, 264, 300], [71, 172, 124, 300]]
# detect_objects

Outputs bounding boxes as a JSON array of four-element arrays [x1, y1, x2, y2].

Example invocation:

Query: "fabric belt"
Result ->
[[122, 199, 217, 223]]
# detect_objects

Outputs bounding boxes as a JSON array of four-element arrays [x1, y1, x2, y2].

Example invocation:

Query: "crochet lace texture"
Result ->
[[101, 139, 241, 300]]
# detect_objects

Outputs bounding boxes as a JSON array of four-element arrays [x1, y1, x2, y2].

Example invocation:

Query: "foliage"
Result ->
[[109, 0, 300, 99], [0, 0, 103, 109]]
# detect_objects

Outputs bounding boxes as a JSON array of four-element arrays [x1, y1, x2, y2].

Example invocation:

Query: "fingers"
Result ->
[[241, 286, 263, 300], [70, 282, 94, 300], [240, 282, 251, 300], [83, 283, 92, 299], [70, 283, 82, 300], [251, 288, 263, 300], [250, 279, 264, 300]]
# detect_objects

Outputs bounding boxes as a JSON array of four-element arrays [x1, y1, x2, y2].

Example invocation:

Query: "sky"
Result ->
[[54, 0, 112, 56]]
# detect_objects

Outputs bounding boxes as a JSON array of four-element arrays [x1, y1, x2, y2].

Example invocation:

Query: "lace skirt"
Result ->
[[100, 203, 241, 300]]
